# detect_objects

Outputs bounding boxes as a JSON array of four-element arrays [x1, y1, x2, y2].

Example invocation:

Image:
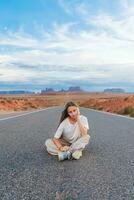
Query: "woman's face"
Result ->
[[67, 106, 78, 119]]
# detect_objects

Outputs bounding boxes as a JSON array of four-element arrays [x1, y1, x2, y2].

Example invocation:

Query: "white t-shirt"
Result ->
[[54, 115, 89, 143]]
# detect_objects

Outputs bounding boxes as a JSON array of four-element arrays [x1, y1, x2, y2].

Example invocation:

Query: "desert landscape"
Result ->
[[0, 92, 134, 118]]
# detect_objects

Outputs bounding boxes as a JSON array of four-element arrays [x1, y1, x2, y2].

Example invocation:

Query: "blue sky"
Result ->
[[0, 0, 134, 92]]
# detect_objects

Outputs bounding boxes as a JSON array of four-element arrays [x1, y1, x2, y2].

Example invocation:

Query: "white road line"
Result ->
[[0, 106, 59, 122], [82, 107, 134, 120], [0, 105, 133, 122]]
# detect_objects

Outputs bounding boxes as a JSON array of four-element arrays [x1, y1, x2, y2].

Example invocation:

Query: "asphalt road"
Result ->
[[0, 106, 134, 200]]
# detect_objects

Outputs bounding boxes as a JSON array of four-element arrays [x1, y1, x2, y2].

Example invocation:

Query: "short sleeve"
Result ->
[[80, 116, 89, 130], [54, 121, 64, 139]]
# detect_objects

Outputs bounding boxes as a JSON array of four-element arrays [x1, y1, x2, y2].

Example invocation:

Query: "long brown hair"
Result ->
[[56, 101, 79, 129]]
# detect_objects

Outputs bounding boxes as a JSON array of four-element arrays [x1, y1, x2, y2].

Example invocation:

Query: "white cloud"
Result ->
[[0, 1, 134, 89], [58, 0, 75, 14], [0, 55, 16, 63], [1, 13, 134, 66], [0, 30, 39, 48]]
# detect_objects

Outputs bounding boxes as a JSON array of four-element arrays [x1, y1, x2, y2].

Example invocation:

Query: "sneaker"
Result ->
[[58, 151, 72, 161], [72, 150, 82, 160]]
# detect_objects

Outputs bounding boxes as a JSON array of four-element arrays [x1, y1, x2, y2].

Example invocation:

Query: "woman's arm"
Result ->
[[52, 138, 63, 150], [52, 138, 70, 151], [76, 108, 89, 136], [77, 119, 88, 136]]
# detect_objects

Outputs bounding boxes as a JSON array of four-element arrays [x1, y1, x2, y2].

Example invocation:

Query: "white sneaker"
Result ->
[[58, 151, 72, 161], [72, 150, 82, 159]]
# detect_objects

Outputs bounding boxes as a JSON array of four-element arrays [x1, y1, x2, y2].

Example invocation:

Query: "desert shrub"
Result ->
[[0, 100, 5, 104], [26, 102, 37, 108], [22, 107, 28, 111], [130, 111, 134, 117], [6, 99, 12, 103], [117, 109, 124, 115], [123, 106, 134, 114], [89, 106, 102, 110], [98, 107, 103, 110], [118, 106, 134, 116], [124, 97, 129, 101], [30, 105, 37, 109], [14, 108, 18, 111]]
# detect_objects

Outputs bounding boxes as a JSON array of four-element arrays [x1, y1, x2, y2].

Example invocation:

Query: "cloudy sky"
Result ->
[[0, 0, 134, 92]]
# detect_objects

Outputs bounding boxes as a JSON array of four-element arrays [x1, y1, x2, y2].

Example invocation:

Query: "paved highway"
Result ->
[[0, 106, 134, 200]]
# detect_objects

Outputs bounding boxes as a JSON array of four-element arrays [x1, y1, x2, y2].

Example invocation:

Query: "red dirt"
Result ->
[[79, 95, 134, 113], [0, 93, 134, 117]]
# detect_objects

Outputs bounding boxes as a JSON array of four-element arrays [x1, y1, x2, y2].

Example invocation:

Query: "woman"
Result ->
[[45, 101, 90, 161]]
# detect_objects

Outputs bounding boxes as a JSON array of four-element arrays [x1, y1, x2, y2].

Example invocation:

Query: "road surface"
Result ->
[[0, 106, 134, 200]]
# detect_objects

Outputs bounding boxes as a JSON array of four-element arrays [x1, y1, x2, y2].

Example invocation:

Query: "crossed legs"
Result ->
[[45, 135, 90, 156]]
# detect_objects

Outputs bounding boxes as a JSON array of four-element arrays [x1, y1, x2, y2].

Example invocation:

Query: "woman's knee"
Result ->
[[45, 138, 53, 147], [82, 134, 90, 141], [83, 134, 90, 138]]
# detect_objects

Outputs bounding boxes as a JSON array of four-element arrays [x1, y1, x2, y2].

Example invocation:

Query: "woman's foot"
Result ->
[[72, 150, 82, 159], [58, 151, 72, 161]]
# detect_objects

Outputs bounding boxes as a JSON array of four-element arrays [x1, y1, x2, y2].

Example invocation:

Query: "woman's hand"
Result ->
[[77, 107, 80, 115], [60, 145, 70, 152], [76, 107, 80, 121]]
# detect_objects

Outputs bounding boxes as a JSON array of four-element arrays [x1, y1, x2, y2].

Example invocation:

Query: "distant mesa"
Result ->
[[0, 87, 126, 95], [67, 86, 83, 92], [0, 87, 84, 95], [41, 86, 84, 94], [0, 90, 35, 94], [59, 88, 66, 92], [104, 88, 125, 93], [41, 88, 55, 93]]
